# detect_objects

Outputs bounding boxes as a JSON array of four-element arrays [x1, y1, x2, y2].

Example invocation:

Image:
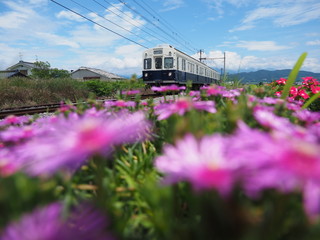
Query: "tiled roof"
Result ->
[[6, 61, 37, 70], [75, 66, 123, 79]]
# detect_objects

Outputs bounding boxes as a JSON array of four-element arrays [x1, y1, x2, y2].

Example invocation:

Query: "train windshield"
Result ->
[[155, 57, 162, 69], [144, 58, 151, 69], [164, 57, 173, 68]]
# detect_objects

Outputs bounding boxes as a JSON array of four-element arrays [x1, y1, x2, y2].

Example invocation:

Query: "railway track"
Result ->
[[0, 93, 160, 119]]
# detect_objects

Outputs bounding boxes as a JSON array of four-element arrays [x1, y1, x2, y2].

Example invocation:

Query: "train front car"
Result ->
[[142, 44, 221, 88], [142, 44, 177, 86]]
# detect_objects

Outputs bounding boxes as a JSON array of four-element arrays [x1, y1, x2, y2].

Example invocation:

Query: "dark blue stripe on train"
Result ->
[[142, 70, 218, 85]]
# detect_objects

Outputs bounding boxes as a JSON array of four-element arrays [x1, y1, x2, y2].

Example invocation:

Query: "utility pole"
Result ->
[[199, 49, 205, 62], [199, 50, 226, 76]]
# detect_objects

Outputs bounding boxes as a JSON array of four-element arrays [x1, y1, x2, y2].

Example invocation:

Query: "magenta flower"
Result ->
[[201, 85, 227, 96], [302, 77, 319, 87], [253, 109, 293, 132], [154, 98, 216, 120], [1, 202, 113, 240], [276, 78, 287, 85], [0, 115, 30, 127], [0, 149, 18, 176], [151, 85, 186, 92], [289, 86, 298, 98], [311, 85, 320, 94], [155, 134, 236, 195], [104, 100, 136, 108], [122, 90, 141, 95], [18, 111, 150, 175], [274, 91, 282, 97], [294, 109, 320, 124], [298, 89, 310, 99]]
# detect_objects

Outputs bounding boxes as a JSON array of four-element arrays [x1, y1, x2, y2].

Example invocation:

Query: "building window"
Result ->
[[182, 59, 186, 71]]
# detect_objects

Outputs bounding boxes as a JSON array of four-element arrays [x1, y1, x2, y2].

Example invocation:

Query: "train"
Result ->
[[142, 44, 221, 88]]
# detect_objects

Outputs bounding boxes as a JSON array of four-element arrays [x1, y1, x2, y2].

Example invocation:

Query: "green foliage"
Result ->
[[31, 61, 70, 79], [281, 52, 307, 99], [0, 77, 90, 108], [84, 79, 145, 97]]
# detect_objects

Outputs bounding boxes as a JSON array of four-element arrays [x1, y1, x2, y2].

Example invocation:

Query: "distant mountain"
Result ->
[[229, 70, 320, 83]]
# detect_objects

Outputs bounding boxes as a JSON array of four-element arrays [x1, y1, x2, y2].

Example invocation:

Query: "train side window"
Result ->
[[164, 57, 173, 68], [144, 58, 151, 69], [155, 57, 162, 69]]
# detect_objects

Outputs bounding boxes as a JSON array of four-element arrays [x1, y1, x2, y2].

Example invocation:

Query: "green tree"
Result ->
[[31, 61, 70, 79], [31, 61, 51, 79]]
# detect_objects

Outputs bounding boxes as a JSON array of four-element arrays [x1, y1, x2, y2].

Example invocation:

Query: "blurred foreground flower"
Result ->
[[154, 98, 216, 120], [155, 134, 235, 196], [151, 84, 186, 92], [1, 202, 113, 240], [13, 111, 151, 176]]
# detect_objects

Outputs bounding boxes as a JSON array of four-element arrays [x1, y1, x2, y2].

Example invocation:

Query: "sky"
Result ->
[[0, 0, 320, 77]]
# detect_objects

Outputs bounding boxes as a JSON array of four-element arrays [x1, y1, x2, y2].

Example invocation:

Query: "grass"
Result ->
[[0, 77, 90, 109]]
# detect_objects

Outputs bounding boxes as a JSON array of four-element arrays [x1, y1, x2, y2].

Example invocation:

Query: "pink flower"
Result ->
[[276, 78, 287, 85], [104, 100, 136, 108], [1, 202, 113, 240], [311, 85, 320, 94], [155, 134, 235, 195], [151, 85, 185, 92], [274, 91, 282, 97], [302, 77, 319, 87], [18, 111, 150, 175], [154, 98, 216, 120], [201, 85, 227, 96], [122, 90, 141, 95], [298, 89, 310, 99], [289, 86, 298, 98], [0, 115, 30, 127]]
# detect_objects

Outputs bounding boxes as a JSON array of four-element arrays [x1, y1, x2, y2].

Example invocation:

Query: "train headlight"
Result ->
[[144, 73, 148, 77], [168, 72, 172, 77]]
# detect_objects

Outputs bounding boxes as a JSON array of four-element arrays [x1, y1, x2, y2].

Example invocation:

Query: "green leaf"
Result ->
[[302, 91, 320, 109], [281, 52, 308, 100]]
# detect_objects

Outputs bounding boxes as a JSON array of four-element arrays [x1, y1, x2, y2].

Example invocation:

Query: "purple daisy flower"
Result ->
[[1, 202, 114, 240], [154, 98, 216, 120], [155, 134, 236, 196], [17, 111, 150, 176]]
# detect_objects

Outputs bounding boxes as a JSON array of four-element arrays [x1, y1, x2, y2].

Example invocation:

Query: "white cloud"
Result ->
[[198, 50, 320, 73], [56, 10, 85, 22], [161, 0, 185, 11], [306, 40, 320, 46], [235, 41, 292, 51], [35, 32, 80, 48], [231, 1, 320, 31]]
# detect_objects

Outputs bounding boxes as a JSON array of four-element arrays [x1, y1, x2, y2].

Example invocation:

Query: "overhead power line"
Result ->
[[69, 0, 152, 45], [49, 0, 149, 49], [117, 0, 195, 53], [93, 0, 171, 45], [139, 0, 199, 52]]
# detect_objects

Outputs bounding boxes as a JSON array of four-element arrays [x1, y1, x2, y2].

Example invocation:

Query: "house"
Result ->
[[71, 66, 124, 81], [6, 60, 37, 76], [0, 70, 29, 79]]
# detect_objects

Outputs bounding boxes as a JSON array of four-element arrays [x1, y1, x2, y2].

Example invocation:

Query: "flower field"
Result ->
[[1, 56, 320, 239]]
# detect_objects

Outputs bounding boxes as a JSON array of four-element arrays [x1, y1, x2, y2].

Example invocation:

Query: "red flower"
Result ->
[[276, 78, 287, 85], [289, 87, 298, 98], [311, 85, 320, 94], [298, 89, 310, 99], [302, 77, 319, 87]]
